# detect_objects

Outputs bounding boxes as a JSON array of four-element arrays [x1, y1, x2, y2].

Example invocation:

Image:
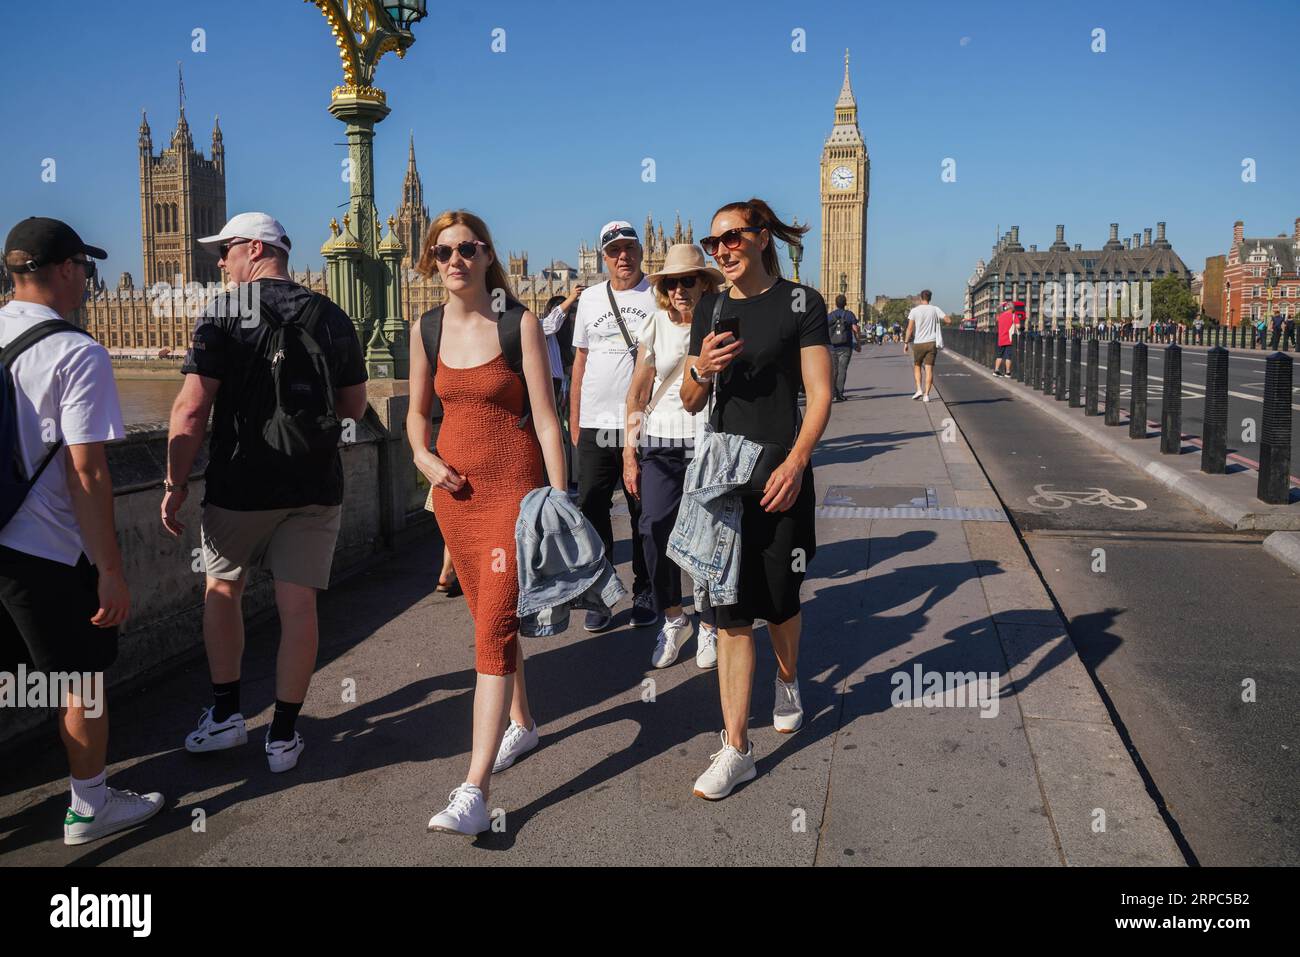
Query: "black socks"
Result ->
[[268, 700, 303, 744], [212, 681, 241, 723]]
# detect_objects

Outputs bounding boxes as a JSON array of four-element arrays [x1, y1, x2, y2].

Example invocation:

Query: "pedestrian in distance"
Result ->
[[827, 293, 860, 402], [621, 243, 721, 670], [0, 217, 164, 846], [993, 300, 1020, 378], [679, 198, 833, 800], [164, 212, 369, 774], [407, 210, 568, 837], [904, 289, 946, 401]]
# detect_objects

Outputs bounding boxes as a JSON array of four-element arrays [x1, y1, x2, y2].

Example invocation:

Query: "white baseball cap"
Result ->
[[198, 211, 292, 253], [599, 220, 638, 250]]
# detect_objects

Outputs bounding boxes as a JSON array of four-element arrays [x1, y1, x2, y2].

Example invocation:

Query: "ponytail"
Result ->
[[712, 198, 810, 279]]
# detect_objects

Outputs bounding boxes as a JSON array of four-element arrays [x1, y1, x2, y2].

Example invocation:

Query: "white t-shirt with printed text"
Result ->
[[0, 300, 125, 566], [572, 277, 656, 430]]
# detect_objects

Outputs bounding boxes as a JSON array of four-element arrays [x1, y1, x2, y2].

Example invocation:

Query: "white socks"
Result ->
[[666, 613, 687, 627], [70, 770, 107, 817]]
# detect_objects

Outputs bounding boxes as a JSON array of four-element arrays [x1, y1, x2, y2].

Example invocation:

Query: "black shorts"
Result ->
[[0, 545, 118, 673], [997, 344, 1014, 359]]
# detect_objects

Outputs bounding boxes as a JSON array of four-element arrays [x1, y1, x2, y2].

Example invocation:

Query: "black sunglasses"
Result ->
[[70, 257, 97, 282], [600, 226, 638, 247], [219, 239, 251, 260], [432, 241, 489, 263], [662, 275, 698, 291], [700, 226, 763, 257]]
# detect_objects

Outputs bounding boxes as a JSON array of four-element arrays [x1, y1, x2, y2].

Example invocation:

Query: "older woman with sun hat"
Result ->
[[622, 243, 723, 671]]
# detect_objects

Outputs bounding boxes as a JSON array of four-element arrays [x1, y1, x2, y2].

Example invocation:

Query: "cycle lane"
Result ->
[[934, 362, 1300, 865]]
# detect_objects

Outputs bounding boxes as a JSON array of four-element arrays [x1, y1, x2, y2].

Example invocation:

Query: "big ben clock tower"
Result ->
[[820, 50, 869, 317]]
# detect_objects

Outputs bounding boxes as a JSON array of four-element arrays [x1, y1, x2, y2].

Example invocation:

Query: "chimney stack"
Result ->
[[1234, 220, 1244, 244], [1056, 225, 1065, 242], [1110, 223, 1119, 241], [1293, 217, 1299, 241], [1123, 238, 1131, 250], [1029, 244, 1037, 252], [1156, 222, 1166, 242], [1010, 225, 1019, 244], [1074, 243, 1082, 252], [1143, 228, 1152, 247], [1132, 233, 1141, 248]]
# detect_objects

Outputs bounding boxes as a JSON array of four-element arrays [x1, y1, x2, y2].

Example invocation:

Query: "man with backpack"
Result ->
[[1, 217, 165, 845], [162, 212, 367, 773], [827, 294, 860, 402]]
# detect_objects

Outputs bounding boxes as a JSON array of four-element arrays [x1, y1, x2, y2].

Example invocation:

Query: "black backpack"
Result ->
[[419, 302, 531, 428], [0, 319, 91, 532], [250, 293, 342, 457]]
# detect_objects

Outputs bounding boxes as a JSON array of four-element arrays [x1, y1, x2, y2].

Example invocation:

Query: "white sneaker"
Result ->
[[692, 730, 756, 800], [651, 616, 693, 668], [911, 389, 923, 400], [64, 787, 164, 846], [493, 720, 539, 773], [265, 731, 305, 773], [427, 783, 490, 836], [773, 676, 804, 733], [184, 707, 248, 753], [695, 620, 718, 669], [922, 393, 932, 403]]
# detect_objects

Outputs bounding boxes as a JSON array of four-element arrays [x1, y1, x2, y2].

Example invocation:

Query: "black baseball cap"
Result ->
[[3, 217, 107, 271]]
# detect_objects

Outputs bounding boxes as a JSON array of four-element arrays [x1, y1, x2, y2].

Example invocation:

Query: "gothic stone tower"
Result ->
[[393, 133, 430, 270], [139, 71, 227, 289], [819, 50, 869, 317]]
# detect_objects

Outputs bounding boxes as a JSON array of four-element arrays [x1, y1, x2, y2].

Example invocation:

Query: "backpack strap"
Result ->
[[0, 319, 88, 368], [495, 302, 531, 430], [419, 307, 445, 424], [2, 319, 91, 489]]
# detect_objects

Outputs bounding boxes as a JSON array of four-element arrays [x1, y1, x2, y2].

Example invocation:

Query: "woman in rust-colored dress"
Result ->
[[406, 210, 567, 837]]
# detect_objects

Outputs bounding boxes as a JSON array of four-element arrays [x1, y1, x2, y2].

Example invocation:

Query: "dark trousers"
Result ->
[[831, 346, 853, 398], [636, 445, 714, 623], [577, 427, 648, 593]]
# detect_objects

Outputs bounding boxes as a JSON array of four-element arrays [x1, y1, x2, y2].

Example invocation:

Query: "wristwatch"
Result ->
[[690, 365, 713, 385], [163, 478, 187, 493]]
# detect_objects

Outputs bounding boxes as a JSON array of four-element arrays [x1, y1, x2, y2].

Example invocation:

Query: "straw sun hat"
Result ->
[[646, 243, 725, 285]]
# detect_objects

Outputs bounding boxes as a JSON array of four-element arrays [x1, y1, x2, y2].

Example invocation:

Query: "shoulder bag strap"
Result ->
[[644, 351, 689, 418], [604, 281, 637, 352]]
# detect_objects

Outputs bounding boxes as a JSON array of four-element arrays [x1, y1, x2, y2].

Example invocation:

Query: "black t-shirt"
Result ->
[[689, 278, 829, 448], [181, 279, 368, 510]]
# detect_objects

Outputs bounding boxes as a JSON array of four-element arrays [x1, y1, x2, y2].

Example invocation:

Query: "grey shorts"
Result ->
[[201, 503, 342, 590]]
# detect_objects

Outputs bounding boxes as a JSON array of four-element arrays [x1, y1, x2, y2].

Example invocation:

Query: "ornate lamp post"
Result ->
[[1267, 260, 1282, 345], [788, 220, 803, 284], [308, 0, 426, 379]]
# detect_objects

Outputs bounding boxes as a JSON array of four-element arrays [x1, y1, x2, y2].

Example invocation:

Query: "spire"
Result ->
[[408, 130, 416, 167], [139, 109, 152, 152], [212, 114, 223, 143], [177, 61, 188, 127], [836, 48, 855, 109]]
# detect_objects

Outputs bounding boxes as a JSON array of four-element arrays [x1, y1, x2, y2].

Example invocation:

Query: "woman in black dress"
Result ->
[[679, 198, 833, 799]]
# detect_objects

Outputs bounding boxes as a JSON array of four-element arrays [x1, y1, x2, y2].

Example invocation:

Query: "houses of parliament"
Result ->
[[0, 58, 869, 353]]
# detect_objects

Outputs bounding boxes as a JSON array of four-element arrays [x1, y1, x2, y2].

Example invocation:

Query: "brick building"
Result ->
[[1221, 218, 1300, 327]]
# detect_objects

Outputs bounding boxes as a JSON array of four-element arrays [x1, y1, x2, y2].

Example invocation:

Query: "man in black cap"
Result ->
[[0, 217, 164, 845]]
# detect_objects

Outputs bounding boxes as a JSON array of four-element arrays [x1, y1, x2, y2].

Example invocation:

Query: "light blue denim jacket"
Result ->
[[667, 424, 760, 610], [516, 486, 626, 638]]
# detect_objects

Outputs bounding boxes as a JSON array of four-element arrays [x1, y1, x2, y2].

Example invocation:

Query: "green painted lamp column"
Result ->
[[308, 0, 426, 379]]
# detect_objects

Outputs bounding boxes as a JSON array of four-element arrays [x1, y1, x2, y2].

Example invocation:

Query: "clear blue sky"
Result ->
[[2, 0, 1297, 313]]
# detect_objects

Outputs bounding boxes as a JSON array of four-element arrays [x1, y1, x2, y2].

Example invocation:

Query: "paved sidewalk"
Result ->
[[0, 345, 1182, 866]]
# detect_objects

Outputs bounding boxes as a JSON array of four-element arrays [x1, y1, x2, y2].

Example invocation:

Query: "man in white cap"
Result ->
[[162, 212, 368, 773], [570, 221, 656, 631]]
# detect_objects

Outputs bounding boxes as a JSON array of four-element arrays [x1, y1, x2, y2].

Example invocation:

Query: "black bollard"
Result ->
[[1028, 334, 1038, 387], [1069, 336, 1083, 407], [1042, 336, 1054, 393], [1129, 342, 1148, 438], [1258, 353, 1293, 504], [1201, 346, 1229, 474], [1160, 344, 1182, 454], [1105, 340, 1121, 425], [1085, 337, 1100, 415], [1055, 335, 1068, 400]]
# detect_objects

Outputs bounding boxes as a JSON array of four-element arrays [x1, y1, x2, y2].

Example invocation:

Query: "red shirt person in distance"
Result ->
[[994, 301, 1023, 378]]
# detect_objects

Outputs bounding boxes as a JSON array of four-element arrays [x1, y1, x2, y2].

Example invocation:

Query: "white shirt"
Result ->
[[0, 300, 125, 566], [572, 278, 656, 430], [539, 304, 568, 380], [637, 309, 698, 441], [908, 304, 947, 344]]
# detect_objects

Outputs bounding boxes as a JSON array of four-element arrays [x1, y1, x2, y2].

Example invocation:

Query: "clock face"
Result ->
[[831, 165, 855, 190]]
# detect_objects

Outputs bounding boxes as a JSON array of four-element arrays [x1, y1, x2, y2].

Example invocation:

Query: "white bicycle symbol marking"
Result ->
[[1027, 484, 1147, 511]]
